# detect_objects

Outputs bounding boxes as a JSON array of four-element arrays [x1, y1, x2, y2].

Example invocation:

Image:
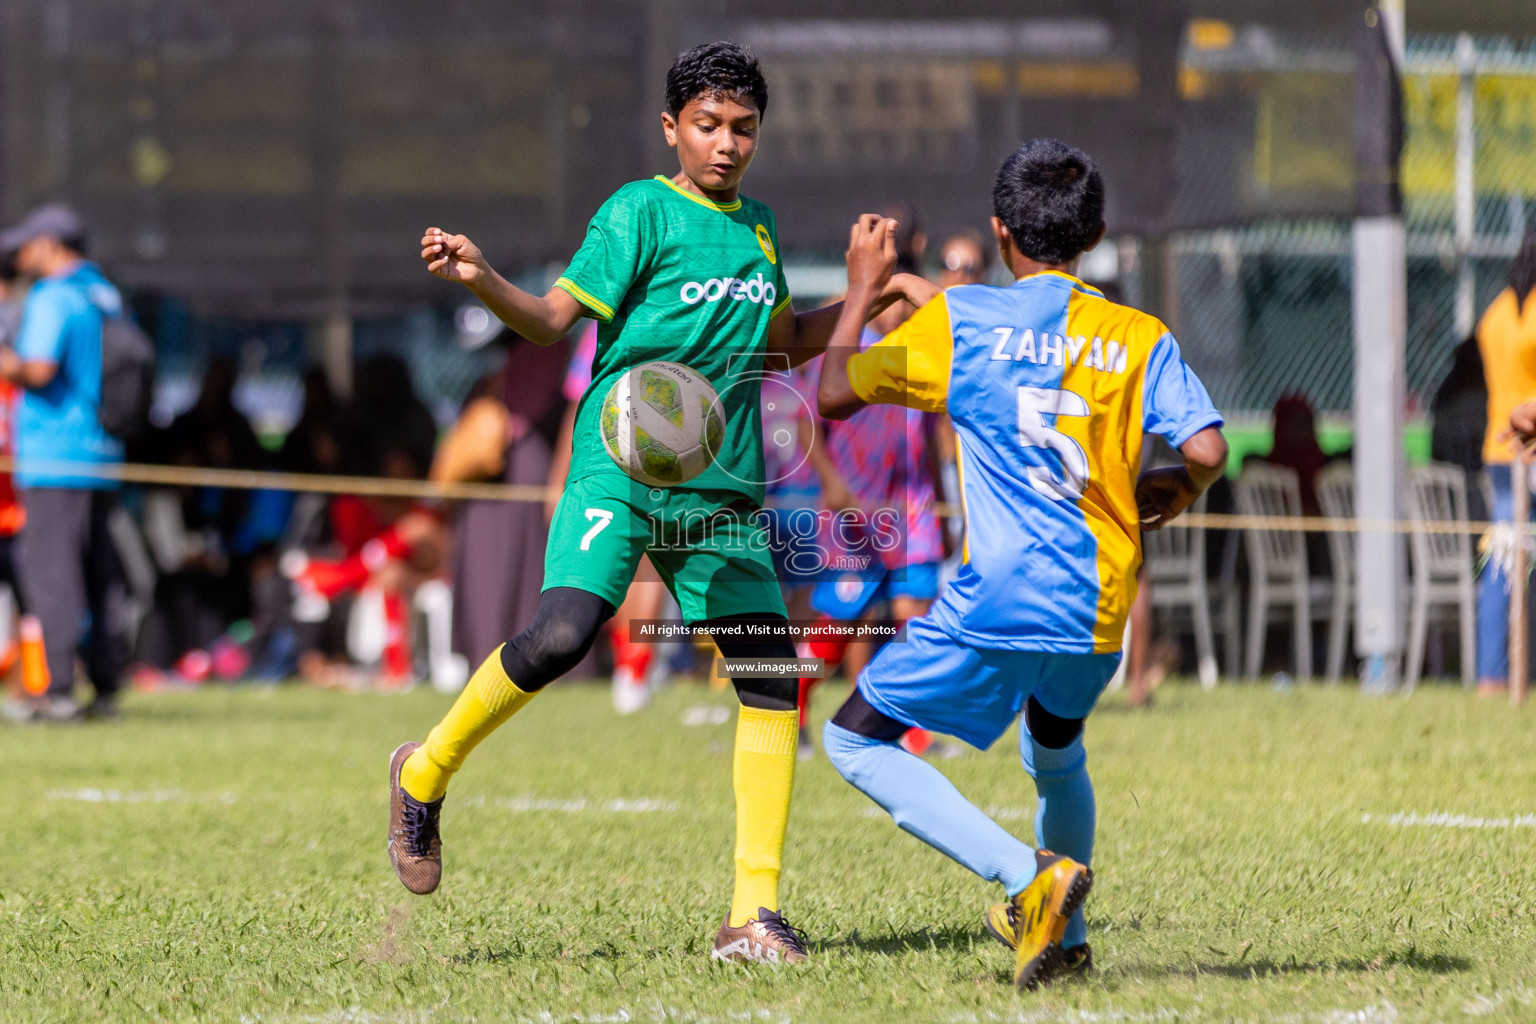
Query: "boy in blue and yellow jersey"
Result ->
[[816, 140, 1228, 991]]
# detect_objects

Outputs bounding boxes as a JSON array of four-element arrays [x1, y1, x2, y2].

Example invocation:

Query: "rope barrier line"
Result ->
[[1166, 511, 1507, 537], [0, 456, 548, 503], [0, 455, 1523, 538]]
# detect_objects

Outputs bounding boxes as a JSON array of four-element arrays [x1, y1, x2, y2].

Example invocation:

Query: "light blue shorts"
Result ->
[[858, 615, 1121, 750]]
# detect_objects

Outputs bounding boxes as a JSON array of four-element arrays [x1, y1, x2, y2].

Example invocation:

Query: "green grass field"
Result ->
[[2, 680, 1534, 1023]]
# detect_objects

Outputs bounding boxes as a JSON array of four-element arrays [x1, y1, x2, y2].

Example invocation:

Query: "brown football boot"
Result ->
[[711, 908, 810, 964], [388, 742, 443, 895]]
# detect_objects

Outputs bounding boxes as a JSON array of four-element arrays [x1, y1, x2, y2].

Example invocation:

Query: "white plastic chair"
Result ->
[[1141, 492, 1240, 687], [1235, 464, 1334, 680], [346, 581, 468, 693], [1404, 462, 1477, 691], [1314, 462, 1356, 683]]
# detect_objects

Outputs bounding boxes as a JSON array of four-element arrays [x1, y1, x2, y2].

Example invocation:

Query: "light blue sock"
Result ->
[[823, 721, 1035, 889], [1021, 723, 1095, 948]]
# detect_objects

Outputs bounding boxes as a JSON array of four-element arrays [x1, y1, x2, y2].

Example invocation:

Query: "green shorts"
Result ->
[[544, 473, 787, 622]]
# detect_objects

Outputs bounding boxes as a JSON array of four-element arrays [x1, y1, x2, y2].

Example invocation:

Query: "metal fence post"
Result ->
[[1454, 33, 1477, 337]]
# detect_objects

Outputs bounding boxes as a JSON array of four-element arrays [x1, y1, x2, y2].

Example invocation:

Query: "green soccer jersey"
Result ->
[[554, 175, 792, 505]]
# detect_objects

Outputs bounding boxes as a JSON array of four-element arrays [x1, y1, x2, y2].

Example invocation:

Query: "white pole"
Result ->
[[1454, 33, 1477, 338], [1353, 219, 1408, 692], [1354, 0, 1408, 693]]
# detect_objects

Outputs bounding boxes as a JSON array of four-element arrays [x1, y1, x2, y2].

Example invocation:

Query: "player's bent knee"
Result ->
[[713, 621, 799, 711], [1021, 696, 1088, 780], [1024, 695, 1084, 749], [830, 687, 910, 743], [822, 722, 876, 785], [1021, 731, 1086, 782], [501, 629, 597, 692], [1021, 698, 1088, 781], [499, 586, 614, 691]]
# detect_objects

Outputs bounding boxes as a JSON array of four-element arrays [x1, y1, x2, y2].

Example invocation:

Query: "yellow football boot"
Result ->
[[985, 900, 1094, 974], [1000, 849, 1093, 990]]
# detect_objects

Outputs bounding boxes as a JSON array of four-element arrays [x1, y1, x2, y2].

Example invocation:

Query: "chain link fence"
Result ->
[[1175, 33, 1536, 418]]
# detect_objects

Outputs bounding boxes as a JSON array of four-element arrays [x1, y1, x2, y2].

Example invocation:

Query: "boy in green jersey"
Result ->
[[387, 41, 925, 962]]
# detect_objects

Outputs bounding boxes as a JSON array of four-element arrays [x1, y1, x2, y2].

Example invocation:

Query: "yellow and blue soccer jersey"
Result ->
[[848, 271, 1222, 654]]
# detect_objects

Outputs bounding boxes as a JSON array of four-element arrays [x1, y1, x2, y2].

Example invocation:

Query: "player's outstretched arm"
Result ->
[[1136, 427, 1229, 531], [768, 273, 933, 367], [817, 215, 897, 420], [420, 227, 584, 346]]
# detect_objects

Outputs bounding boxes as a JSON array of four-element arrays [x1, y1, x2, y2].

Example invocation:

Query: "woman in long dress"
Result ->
[[449, 329, 571, 666]]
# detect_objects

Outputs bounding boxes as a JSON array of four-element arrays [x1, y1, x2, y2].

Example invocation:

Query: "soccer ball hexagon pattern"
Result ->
[[600, 361, 725, 487]]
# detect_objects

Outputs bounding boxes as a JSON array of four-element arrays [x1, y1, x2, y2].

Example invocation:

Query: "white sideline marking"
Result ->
[[458, 794, 680, 814], [1362, 810, 1536, 830], [1316, 1004, 1399, 1024], [1463, 988, 1536, 1016], [46, 788, 237, 805], [681, 705, 732, 726], [985, 804, 1032, 822], [239, 1009, 447, 1024]]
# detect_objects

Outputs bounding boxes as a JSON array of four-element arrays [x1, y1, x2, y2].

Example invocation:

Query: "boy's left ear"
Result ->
[[1088, 220, 1108, 251], [990, 216, 1013, 264], [660, 111, 678, 148]]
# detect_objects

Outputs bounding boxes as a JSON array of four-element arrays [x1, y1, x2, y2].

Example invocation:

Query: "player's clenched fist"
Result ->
[[845, 213, 898, 296], [1134, 465, 1200, 531], [420, 227, 486, 286]]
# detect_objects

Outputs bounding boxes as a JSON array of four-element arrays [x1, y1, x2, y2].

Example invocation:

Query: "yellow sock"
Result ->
[[399, 645, 535, 802], [729, 705, 799, 927]]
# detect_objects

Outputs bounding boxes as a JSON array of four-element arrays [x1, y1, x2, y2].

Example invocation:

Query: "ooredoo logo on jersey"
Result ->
[[678, 273, 778, 308]]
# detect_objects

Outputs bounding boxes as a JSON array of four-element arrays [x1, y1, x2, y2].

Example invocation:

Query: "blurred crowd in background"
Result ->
[[0, 201, 1532, 726]]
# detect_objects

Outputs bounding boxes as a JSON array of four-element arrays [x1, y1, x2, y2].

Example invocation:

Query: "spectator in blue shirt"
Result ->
[[0, 204, 130, 721]]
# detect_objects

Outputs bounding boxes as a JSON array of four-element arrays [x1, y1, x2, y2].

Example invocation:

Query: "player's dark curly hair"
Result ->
[[1511, 223, 1536, 314], [991, 139, 1105, 266], [665, 41, 768, 120]]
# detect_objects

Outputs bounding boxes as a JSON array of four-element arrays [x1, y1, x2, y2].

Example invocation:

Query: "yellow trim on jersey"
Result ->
[[847, 293, 953, 412], [653, 175, 743, 212], [1025, 269, 1104, 297], [1054, 287, 1168, 652], [553, 277, 615, 322], [771, 293, 793, 318]]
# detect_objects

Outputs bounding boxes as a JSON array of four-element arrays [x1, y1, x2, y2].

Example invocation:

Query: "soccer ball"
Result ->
[[600, 361, 725, 487]]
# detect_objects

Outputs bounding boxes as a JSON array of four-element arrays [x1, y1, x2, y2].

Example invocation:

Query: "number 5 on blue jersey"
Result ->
[[844, 271, 1223, 654]]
